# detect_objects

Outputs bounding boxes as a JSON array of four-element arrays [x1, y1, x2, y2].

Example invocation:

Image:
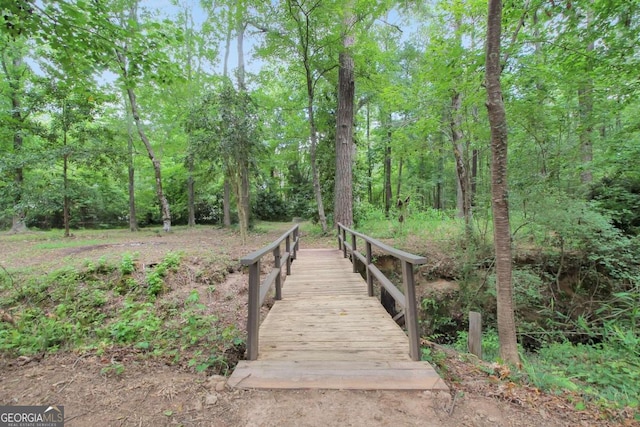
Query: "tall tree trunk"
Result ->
[[236, 0, 250, 243], [486, 0, 519, 366], [124, 84, 172, 232], [187, 154, 196, 227], [451, 91, 472, 237], [578, 37, 594, 186], [221, 5, 234, 228], [184, 5, 196, 228], [384, 132, 392, 217], [4, 53, 27, 233], [435, 132, 444, 210], [63, 134, 70, 238], [334, 1, 355, 229], [125, 97, 138, 232], [117, 2, 170, 232], [309, 104, 328, 234], [290, 0, 328, 234], [366, 103, 373, 204]]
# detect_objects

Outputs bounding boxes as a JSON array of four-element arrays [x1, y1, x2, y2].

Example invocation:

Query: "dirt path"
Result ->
[[0, 354, 570, 427]]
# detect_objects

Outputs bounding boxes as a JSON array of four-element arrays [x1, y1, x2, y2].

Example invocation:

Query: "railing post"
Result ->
[[337, 224, 342, 251], [402, 260, 420, 361], [292, 226, 298, 260], [351, 233, 357, 273], [365, 242, 374, 297], [285, 234, 292, 275], [274, 245, 282, 300], [247, 260, 261, 361], [342, 228, 347, 258]]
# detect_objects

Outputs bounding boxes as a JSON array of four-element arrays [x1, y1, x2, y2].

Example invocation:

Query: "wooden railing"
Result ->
[[240, 224, 300, 360], [337, 222, 426, 361]]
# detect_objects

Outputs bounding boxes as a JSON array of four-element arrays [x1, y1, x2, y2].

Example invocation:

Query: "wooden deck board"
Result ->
[[228, 248, 448, 391]]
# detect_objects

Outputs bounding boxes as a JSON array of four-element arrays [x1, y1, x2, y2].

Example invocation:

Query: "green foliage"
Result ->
[[0, 248, 244, 375], [525, 327, 640, 410], [254, 191, 289, 221], [120, 252, 137, 275], [107, 300, 161, 345], [146, 252, 182, 299], [453, 329, 501, 362]]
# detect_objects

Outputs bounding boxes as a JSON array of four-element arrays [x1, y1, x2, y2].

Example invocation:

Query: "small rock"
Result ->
[[215, 381, 226, 392], [488, 417, 498, 423], [205, 394, 218, 406]]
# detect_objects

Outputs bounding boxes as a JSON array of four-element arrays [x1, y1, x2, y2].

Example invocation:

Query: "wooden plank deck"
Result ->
[[227, 248, 448, 391]]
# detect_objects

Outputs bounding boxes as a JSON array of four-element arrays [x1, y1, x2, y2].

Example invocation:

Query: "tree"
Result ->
[[113, 0, 173, 232], [333, 0, 355, 228], [485, 0, 519, 365], [0, 35, 29, 232]]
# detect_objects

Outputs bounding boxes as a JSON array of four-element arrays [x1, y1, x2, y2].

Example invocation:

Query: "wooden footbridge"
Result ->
[[227, 224, 448, 391]]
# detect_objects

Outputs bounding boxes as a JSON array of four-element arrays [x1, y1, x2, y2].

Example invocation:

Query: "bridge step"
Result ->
[[227, 360, 449, 390]]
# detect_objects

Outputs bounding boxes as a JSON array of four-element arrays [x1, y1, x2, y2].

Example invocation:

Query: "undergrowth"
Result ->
[[0, 252, 243, 375]]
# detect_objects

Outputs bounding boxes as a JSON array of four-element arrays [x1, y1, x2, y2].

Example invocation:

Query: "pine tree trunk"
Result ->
[[486, 0, 519, 366]]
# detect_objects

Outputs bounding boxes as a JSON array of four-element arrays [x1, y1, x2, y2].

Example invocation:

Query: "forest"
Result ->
[[1, 0, 639, 420]]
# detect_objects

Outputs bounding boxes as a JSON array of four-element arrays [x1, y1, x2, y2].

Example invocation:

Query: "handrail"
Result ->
[[240, 224, 300, 360], [337, 222, 426, 361]]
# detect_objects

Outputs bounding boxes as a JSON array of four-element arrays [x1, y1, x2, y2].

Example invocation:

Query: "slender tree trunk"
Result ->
[[125, 97, 138, 232], [396, 156, 403, 198], [486, 0, 519, 366], [309, 105, 328, 234], [221, 5, 234, 228], [117, 3, 170, 232], [4, 53, 27, 233], [384, 128, 392, 217], [187, 154, 196, 227], [223, 178, 231, 227], [435, 135, 444, 210], [334, 1, 355, 229], [290, 0, 328, 234], [578, 32, 594, 186], [62, 101, 71, 237], [366, 103, 373, 204], [63, 150, 70, 237], [236, 0, 250, 243], [184, 5, 196, 228], [451, 92, 472, 236], [124, 84, 172, 232]]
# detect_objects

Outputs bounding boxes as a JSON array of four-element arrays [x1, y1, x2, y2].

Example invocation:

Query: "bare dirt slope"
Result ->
[[0, 224, 632, 426]]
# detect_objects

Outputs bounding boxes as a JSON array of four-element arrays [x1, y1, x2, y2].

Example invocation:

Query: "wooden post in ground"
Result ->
[[468, 311, 482, 359]]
